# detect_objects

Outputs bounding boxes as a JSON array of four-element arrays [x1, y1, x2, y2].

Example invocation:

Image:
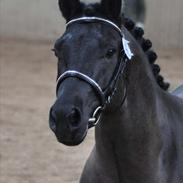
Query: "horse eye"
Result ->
[[106, 49, 116, 59]]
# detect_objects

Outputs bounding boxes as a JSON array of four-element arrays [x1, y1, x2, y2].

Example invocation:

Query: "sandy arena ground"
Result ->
[[0, 40, 183, 183]]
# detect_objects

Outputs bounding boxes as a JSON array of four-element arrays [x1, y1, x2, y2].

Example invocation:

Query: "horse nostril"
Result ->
[[67, 108, 81, 127]]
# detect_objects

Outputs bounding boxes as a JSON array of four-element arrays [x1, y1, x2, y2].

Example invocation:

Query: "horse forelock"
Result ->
[[80, 0, 102, 4], [81, 0, 124, 13], [81, 0, 123, 21]]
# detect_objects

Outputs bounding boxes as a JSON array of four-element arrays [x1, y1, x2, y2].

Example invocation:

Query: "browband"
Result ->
[[66, 17, 122, 36]]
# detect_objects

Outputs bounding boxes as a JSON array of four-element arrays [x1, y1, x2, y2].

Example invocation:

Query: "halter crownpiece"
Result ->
[[56, 16, 129, 128]]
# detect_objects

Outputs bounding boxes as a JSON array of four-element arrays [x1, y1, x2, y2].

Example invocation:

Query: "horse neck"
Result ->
[[95, 44, 164, 182]]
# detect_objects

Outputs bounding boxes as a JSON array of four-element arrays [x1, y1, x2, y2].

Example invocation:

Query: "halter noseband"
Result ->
[[56, 17, 128, 128]]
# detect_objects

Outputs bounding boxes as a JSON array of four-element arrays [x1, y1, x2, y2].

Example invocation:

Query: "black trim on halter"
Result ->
[[103, 50, 127, 102], [56, 17, 128, 128]]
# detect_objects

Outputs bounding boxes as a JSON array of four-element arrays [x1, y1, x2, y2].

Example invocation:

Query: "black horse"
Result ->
[[49, 0, 183, 182]]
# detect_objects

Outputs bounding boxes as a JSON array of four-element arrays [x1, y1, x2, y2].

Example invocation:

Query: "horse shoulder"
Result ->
[[159, 90, 183, 182], [80, 146, 119, 183]]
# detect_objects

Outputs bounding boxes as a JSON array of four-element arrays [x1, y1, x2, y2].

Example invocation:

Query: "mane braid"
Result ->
[[124, 17, 170, 91]]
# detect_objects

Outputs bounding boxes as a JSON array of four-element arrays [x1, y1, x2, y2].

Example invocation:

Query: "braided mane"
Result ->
[[124, 18, 170, 91]]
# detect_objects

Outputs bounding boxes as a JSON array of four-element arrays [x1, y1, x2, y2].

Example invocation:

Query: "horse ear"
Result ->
[[101, 0, 122, 20], [58, 0, 82, 21]]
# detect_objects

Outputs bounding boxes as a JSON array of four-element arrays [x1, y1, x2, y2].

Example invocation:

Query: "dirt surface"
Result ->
[[0, 40, 183, 183]]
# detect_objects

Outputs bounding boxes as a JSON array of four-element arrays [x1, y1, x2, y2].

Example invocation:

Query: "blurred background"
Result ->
[[1, 0, 183, 48], [0, 0, 182, 183]]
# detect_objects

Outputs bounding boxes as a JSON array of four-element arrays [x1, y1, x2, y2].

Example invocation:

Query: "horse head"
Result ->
[[49, 0, 126, 146]]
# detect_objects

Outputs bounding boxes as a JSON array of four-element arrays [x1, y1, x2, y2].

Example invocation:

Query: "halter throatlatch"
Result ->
[[56, 17, 128, 128]]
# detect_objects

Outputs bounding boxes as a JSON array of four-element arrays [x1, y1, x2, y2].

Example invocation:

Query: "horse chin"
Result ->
[[56, 129, 88, 146]]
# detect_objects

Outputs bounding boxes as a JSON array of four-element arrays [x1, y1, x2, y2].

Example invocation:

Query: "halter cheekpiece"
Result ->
[[56, 17, 128, 128]]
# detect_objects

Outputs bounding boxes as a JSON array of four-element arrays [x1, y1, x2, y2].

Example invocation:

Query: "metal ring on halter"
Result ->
[[88, 106, 103, 128]]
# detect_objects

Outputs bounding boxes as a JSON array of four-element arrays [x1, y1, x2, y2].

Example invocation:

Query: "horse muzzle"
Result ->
[[49, 102, 89, 146]]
